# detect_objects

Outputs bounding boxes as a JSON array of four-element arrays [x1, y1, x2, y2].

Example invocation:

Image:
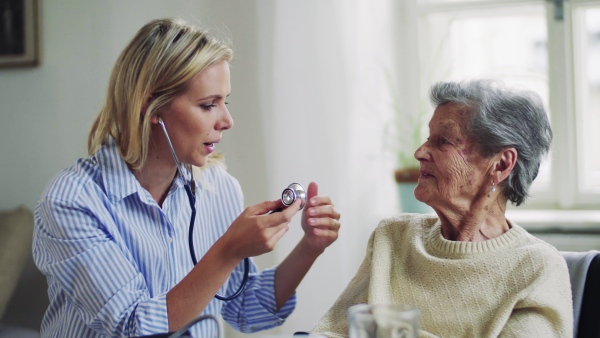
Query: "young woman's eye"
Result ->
[[200, 103, 217, 111]]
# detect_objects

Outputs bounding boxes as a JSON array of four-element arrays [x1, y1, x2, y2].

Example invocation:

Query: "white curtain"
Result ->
[[249, 0, 420, 334]]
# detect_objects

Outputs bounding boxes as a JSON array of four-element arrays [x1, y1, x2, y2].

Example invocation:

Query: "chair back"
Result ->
[[561, 250, 600, 338]]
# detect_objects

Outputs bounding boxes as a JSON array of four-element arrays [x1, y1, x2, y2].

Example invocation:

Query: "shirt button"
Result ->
[[167, 237, 173, 244]]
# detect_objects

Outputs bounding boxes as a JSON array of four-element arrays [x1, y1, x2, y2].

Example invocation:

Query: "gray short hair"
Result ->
[[430, 79, 552, 206]]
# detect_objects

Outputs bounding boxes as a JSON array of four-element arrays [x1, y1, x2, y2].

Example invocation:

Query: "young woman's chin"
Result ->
[[188, 155, 209, 168]]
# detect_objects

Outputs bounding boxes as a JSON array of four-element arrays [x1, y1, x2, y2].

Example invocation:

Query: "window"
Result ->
[[575, 6, 600, 193], [415, 0, 600, 210]]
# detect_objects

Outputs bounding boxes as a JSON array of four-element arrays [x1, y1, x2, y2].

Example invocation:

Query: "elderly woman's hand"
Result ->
[[300, 182, 341, 253]]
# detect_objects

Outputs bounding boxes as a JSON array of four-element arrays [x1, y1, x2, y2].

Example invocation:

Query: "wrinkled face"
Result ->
[[159, 60, 233, 167], [413, 103, 493, 210]]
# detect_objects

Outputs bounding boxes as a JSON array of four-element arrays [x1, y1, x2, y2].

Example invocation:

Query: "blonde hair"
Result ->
[[88, 18, 233, 170]]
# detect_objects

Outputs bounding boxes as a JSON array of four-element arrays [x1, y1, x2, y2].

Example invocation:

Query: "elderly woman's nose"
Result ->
[[414, 143, 429, 161]]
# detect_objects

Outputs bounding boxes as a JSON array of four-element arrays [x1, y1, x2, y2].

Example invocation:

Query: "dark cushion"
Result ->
[[577, 254, 600, 338]]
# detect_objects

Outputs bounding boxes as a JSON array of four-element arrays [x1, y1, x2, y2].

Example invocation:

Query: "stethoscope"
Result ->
[[158, 118, 306, 300]]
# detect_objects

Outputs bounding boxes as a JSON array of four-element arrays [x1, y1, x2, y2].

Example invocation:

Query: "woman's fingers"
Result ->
[[246, 199, 284, 216], [226, 199, 302, 258], [298, 182, 341, 251], [306, 214, 341, 228], [306, 203, 340, 219]]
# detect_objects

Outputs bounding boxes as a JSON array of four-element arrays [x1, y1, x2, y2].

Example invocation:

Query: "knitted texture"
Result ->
[[312, 213, 573, 338]]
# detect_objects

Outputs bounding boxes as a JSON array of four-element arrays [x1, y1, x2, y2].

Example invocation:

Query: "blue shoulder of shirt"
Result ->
[[40, 156, 103, 205]]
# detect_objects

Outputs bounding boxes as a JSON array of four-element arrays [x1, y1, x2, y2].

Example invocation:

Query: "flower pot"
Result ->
[[394, 168, 434, 214]]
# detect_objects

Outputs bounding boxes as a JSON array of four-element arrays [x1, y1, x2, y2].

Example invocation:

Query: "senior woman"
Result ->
[[312, 79, 573, 337]]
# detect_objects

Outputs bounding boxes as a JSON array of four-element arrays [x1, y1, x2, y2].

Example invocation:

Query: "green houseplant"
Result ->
[[384, 74, 432, 213]]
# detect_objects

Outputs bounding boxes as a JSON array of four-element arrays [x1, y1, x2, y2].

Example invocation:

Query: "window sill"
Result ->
[[506, 209, 600, 233], [505, 209, 600, 251]]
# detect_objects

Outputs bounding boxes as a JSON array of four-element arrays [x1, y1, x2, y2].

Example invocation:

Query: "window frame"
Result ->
[[411, 0, 600, 211]]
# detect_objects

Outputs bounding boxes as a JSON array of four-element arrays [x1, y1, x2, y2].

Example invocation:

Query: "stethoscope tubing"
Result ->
[[159, 118, 249, 301]]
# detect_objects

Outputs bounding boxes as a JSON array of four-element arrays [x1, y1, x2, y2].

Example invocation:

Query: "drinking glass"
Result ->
[[348, 304, 420, 338]]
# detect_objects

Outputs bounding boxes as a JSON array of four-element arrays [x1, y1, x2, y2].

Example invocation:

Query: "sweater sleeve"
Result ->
[[310, 232, 374, 337], [499, 252, 573, 338]]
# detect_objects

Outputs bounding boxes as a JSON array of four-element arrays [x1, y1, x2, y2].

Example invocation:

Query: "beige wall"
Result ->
[[0, 0, 269, 215]]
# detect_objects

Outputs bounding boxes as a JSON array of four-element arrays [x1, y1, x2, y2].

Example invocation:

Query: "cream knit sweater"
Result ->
[[312, 214, 573, 338]]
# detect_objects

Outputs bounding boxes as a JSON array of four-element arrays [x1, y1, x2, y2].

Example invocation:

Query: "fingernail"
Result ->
[[309, 208, 316, 215], [309, 218, 316, 225]]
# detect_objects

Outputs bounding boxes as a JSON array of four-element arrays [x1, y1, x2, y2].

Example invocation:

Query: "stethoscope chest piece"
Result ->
[[281, 182, 306, 210]]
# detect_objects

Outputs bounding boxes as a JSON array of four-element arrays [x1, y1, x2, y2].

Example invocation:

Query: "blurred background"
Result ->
[[0, 0, 599, 336]]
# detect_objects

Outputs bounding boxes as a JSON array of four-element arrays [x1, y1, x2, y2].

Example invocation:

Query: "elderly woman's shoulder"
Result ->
[[509, 222, 558, 249], [502, 222, 569, 272], [375, 213, 439, 233]]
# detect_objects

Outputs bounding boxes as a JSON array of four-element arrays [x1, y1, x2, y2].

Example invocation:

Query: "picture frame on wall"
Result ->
[[0, 0, 39, 68]]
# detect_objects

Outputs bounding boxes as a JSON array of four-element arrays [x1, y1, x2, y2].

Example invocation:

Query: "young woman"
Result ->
[[33, 18, 341, 338]]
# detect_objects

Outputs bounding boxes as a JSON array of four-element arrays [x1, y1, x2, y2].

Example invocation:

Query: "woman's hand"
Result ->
[[300, 182, 341, 253], [271, 182, 341, 308], [221, 198, 303, 261]]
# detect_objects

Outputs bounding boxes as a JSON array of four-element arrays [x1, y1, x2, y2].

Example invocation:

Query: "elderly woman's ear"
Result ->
[[493, 147, 518, 186]]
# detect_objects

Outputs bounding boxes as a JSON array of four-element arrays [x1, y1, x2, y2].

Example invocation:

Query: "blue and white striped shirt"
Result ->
[[33, 137, 296, 337]]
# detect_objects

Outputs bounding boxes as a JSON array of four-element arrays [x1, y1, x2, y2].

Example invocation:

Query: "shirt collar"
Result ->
[[95, 136, 144, 203], [95, 136, 187, 204]]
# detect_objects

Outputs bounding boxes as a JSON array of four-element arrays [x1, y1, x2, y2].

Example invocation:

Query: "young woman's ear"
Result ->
[[141, 96, 160, 124], [149, 113, 160, 124]]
